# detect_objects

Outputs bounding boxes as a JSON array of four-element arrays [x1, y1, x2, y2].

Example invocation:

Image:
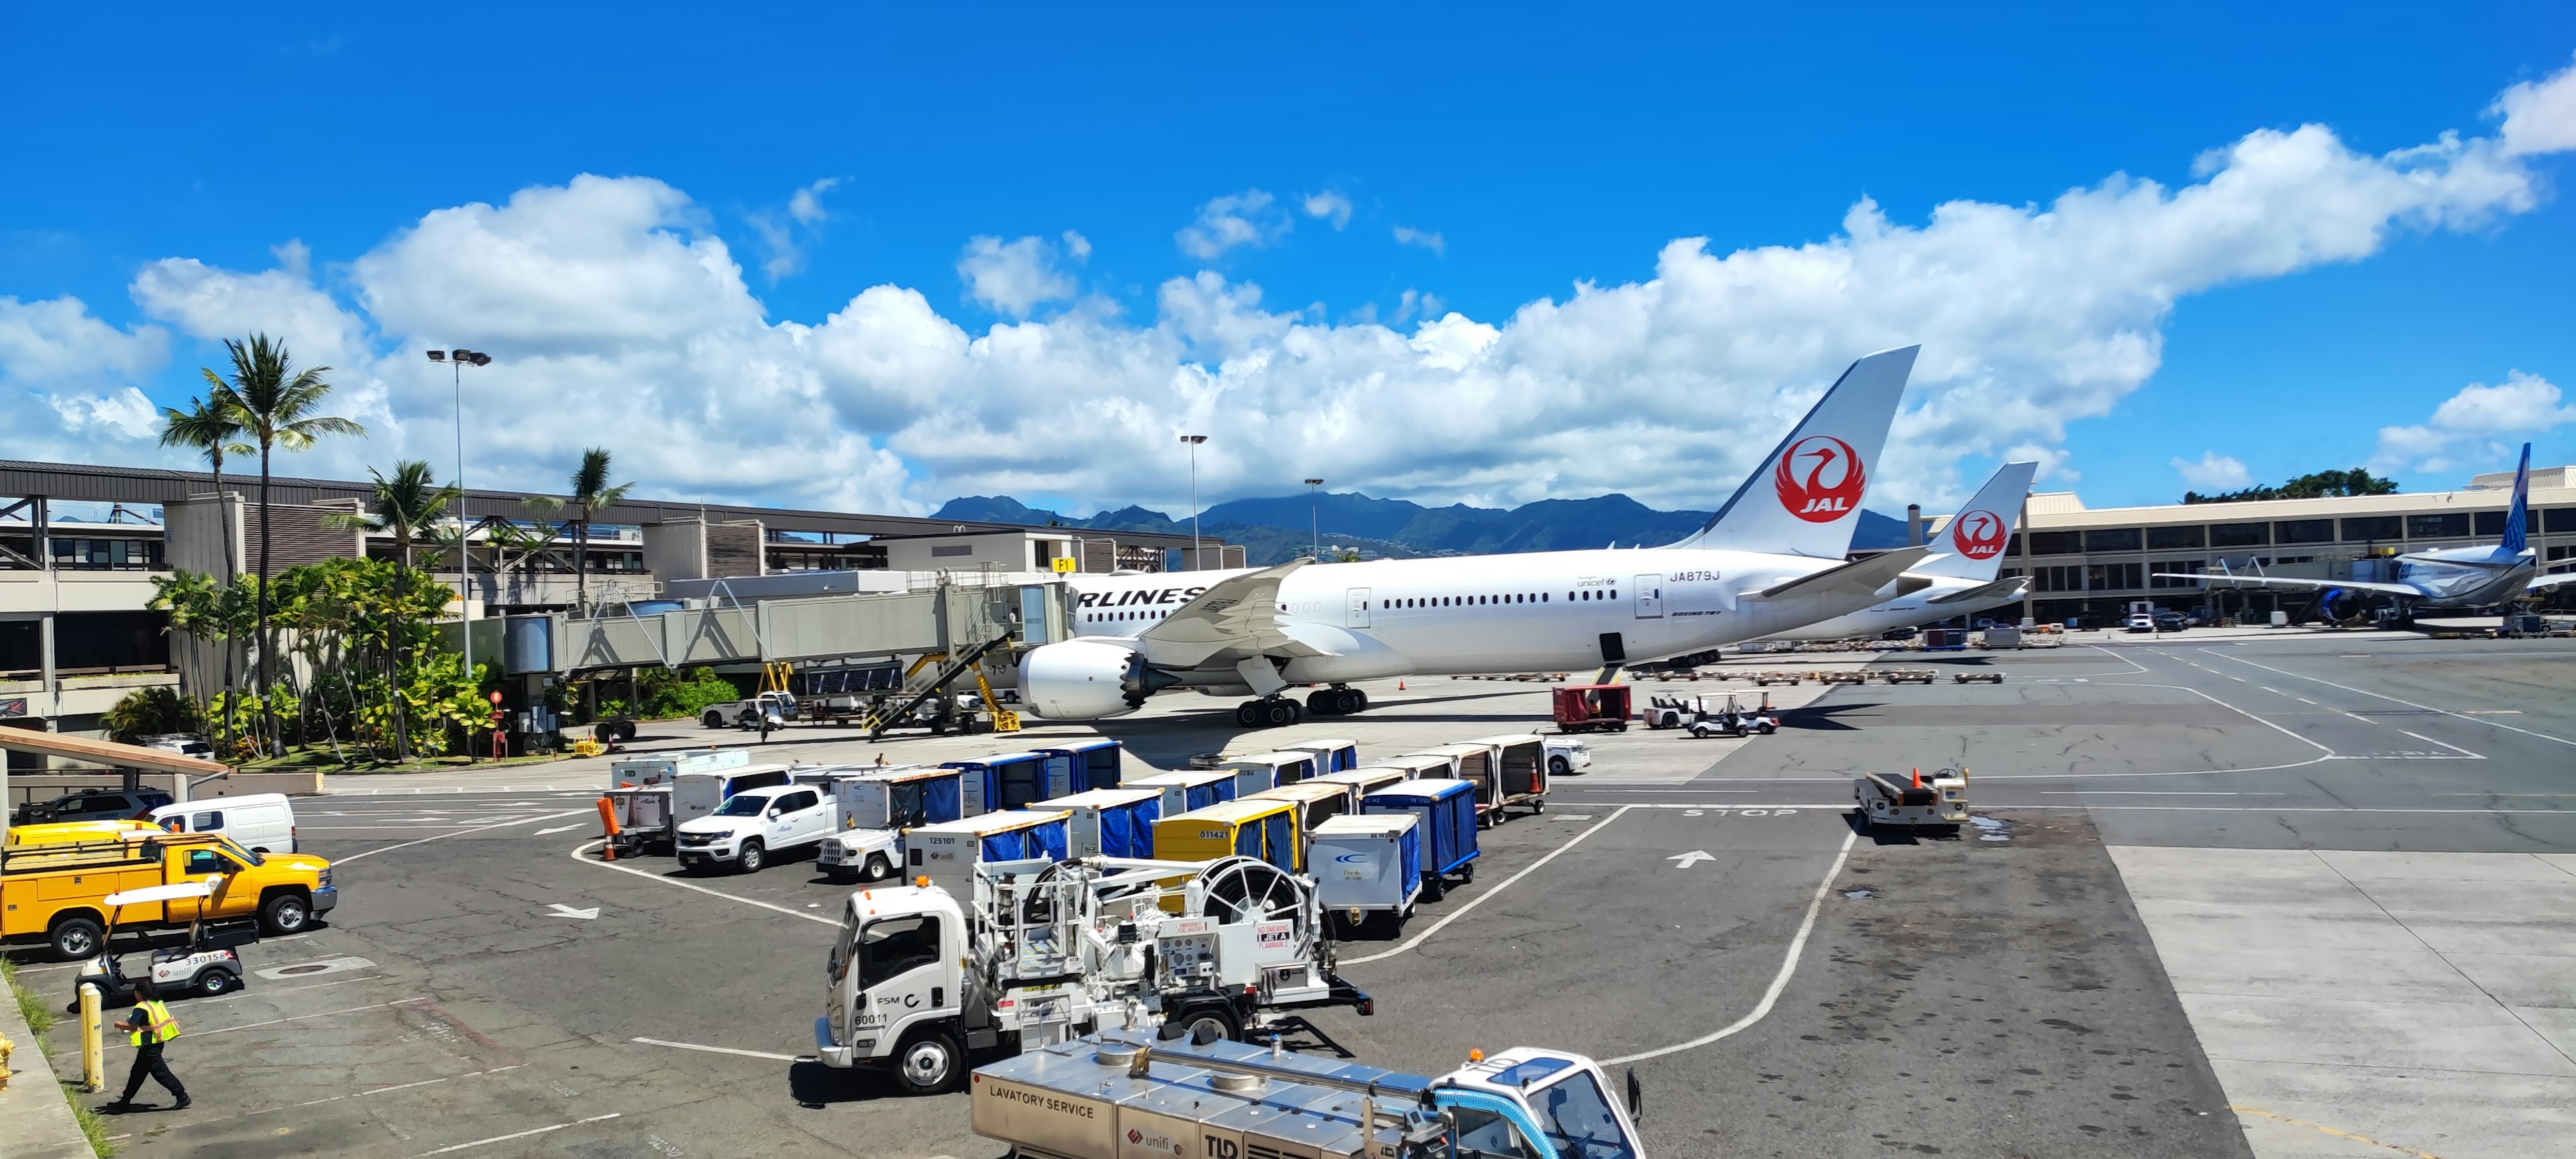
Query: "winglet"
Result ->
[[1669, 346, 1919, 558], [2502, 442, 2531, 557]]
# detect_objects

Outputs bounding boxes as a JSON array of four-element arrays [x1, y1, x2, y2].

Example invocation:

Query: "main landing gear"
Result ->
[[1236, 685, 1371, 728]]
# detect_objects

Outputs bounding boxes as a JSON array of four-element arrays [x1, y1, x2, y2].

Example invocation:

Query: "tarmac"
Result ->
[[8, 625, 2568, 1158]]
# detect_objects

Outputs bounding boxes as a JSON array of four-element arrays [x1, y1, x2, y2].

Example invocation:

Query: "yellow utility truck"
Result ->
[[2, 832, 335, 959]]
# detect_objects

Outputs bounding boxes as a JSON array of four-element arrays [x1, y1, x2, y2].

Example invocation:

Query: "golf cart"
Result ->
[[1684, 692, 1781, 738], [67, 881, 258, 1008]]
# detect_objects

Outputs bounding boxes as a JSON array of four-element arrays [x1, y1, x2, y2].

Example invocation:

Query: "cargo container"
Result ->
[[1152, 799, 1304, 874], [670, 765, 794, 826], [1279, 738, 1360, 774], [818, 765, 977, 882], [609, 747, 749, 789], [1032, 740, 1126, 792], [1304, 766, 1411, 809], [1402, 744, 1504, 826], [901, 810, 1072, 898], [1037, 787, 1164, 858], [1362, 778, 1480, 900], [1125, 769, 1241, 816], [1218, 751, 1320, 791], [1464, 734, 1550, 820], [1308, 813, 1421, 935], [943, 752, 1075, 811], [1244, 780, 1355, 836]]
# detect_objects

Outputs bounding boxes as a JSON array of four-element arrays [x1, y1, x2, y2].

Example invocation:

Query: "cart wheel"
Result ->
[[196, 969, 236, 997], [1458, 863, 1475, 883], [1534, 799, 1546, 815], [1423, 874, 1446, 903]]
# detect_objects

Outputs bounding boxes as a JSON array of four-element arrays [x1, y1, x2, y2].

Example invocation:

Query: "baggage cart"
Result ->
[[1361, 779, 1479, 900], [1466, 733, 1549, 818], [1853, 769, 1968, 831], [1552, 683, 1631, 733], [1309, 813, 1420, 936], [1038, 787, 1163, 859]]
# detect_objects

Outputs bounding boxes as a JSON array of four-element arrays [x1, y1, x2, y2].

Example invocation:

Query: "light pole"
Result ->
[[1305, 478, 1324, 559], [427, 349, 491, 684], [1180, 435, 1207, 570]]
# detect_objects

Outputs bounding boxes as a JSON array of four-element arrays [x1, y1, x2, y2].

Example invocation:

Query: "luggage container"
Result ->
[[1218, 750, 1320, 791], [670, 765, 794, 827], [817, 765, 976, 882], [1152, 799, 1304, 873], [1466, 734, 1550, 819], [1245, 780, 1355, 836], [1032, 740, 1126, 791], [1309, 813, 1421, 936], [608, 747, 749, 789], [1552, 683, 1631, 732], [1126, 769, 1241, 815], [1361, 778, 1481, 900], [1305, 766, 1411, 811], [1039, 787, 1163, 858], [1279, 738, 1360, 774], [944, 751, 1075, 811], [1402, 744, 1505, 827], [902, 810, 1071, 898]]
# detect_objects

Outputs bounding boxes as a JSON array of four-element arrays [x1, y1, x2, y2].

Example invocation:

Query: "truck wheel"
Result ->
[[864, 854, 892, 883], [702, 711, 724, 729], [1175, 1005, 1240, 1045], [614, 720, 639, 741], [1550, 755, 1572, 777], [736, 840, 766, 874], [196, 969, 237, 997], [50, 915, 105, 961], [893, 1029, 965, 1095], [260, 891, 313, 936]]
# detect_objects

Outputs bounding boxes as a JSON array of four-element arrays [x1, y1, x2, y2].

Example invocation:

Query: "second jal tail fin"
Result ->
[[1914, 461, 2040, 581]]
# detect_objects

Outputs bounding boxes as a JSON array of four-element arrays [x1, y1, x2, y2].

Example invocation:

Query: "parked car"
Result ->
[[2155, 612, 2188, 632], [673, 783, 836, 873], [141, 734, 215, 760], [11, 788, 176, 827], [1542, 736, 1591, 777], [2125, 614, 2156, 633], [150, 793, 299, 854], [1880, 626, 1919, 641]]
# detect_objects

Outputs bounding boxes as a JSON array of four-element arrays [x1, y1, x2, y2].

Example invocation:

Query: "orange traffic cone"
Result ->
[[1910, 767, 1922, 789], [1398, 680, 1405, 691]]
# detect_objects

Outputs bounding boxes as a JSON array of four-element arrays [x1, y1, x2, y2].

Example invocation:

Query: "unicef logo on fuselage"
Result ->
[[1949, 508, 2007, 559], [1774, 435, 1866, 523]]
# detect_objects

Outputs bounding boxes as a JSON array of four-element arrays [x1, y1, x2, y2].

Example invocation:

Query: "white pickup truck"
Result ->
[[1544, 735, 1592, 776], [701, 691, 797, 730], [673, 783, 837, 873]]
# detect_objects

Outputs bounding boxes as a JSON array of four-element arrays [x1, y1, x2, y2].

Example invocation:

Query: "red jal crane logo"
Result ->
[[1774, 435, 1866, 523], [1951, 509, 2007, 559]]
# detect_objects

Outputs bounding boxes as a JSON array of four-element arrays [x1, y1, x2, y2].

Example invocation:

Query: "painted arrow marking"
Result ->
[[1668, 850, 1717, 869], [545, 903, 601, 920], [533, 824, 584, 836]]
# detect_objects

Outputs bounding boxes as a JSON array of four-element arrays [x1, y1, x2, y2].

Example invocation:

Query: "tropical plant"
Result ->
[[99, 685, 206, 743], [321, 462, 460, 759], [522, 447, 631, 608], [204, 334, 365, 753], [158, 393, 253, 748]]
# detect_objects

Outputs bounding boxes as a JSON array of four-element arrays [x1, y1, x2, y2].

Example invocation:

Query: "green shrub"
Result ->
[[98, 685, 203, 743]]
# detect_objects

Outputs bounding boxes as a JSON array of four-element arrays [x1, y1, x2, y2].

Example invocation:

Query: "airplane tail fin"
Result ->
[[1669, 345, 1919, 558], [1912, 461, 2039, 581], [2502, 442, 2531, 557]]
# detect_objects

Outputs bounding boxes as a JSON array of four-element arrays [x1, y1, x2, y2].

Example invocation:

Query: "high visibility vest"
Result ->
[[129, 999, 179, 1047]]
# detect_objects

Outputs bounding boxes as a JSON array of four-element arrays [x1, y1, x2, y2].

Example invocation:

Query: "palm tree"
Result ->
[[324, 461, 459, 761], [523, 448, 632, 609], [207, 335, 366, 753], [158, 394, 252, 751]]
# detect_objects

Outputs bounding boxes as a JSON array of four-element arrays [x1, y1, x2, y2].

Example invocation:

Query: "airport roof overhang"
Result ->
[[0, 726, 232, 777], [0, 459, 1208, 549]]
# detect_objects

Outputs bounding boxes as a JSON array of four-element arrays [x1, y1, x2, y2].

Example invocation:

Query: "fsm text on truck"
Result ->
[[818, 765, 974, 883], [1153, 798, 1307, 875], [902, 810, 1073, 897], [943, 752, 1079, 811], [1124, 769, 1241, 816], [1309, 812, 1421, 937], [1279, 738, 1361, 774], [1361, 779, 1481, 901], [965, 1030, 1651, 1159], [1030, 740, 1126, 792], [1218, 751, 1319, 790], [816, 854, 1374, 1095], [1034, 788, 1163, 858]]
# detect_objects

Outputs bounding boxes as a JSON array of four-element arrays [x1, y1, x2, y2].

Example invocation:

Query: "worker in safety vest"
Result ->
[[103, 978, 190, 1113]]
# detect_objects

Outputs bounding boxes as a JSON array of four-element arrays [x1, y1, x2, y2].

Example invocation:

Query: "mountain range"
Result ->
[[933, 492, 1915, 566]]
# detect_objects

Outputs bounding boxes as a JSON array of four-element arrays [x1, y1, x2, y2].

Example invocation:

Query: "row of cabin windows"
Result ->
[[1085, 608, 1174, 624], [1379, 588, 1618, 610]]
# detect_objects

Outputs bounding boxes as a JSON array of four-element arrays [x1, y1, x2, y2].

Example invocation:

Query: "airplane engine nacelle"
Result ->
[[2318, 588, 2357, 622], [1018, 640, 1177, 720]]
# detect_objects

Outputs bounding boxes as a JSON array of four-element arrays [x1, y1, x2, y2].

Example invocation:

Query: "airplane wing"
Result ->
[[1927, 575, 2029, 606], [2151, 572, 2428, 598], [1745, 547, 1933, 602], [2529, 571, 2576, 592], [1134, 559, 1333, 669]]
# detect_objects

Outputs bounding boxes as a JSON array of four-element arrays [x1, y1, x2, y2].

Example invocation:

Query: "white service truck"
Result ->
[[969, 1030, 1649, 1159], [1854, 769, 1969, 832], [814, 855, 1375, 1095], [673, 779, 837, 873], [816, 765, 985, 883], [700, 690, 798, 730]]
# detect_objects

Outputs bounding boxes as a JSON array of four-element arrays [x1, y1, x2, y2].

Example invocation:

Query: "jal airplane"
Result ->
[[2155, 443, 2576, 616], [1766, 459, 2041, 641], [1018, 345, 1935, 728]]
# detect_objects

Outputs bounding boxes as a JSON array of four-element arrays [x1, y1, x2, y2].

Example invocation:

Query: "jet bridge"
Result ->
[[492, 577, 1073, 677]]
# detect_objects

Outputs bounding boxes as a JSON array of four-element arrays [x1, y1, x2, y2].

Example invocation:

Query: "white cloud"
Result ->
[[1302, 190, 1353, 229], [751, 177, 843, 281], [2170, 451, 2252, 491], [957, 235, 1079, 317], [1391, 225, 1445, 256], [0, 294, 168, 384], [48, 386, 162, 440], [789, 177, 840, 227], [1061, 230, 1092, 261], [2373, 370, 2575, 474], [1177, 190, 1289, 260], [2495, 52, 2576, 156], [30, 64, 2572, 522], [0, 294, 174, 463]]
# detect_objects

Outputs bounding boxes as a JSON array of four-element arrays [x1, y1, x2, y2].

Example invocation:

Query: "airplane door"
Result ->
[[1634, 575, 1664, 619], [1346, 588, 1372, 629]]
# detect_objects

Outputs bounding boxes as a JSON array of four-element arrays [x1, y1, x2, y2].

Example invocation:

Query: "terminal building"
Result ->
[[1998, 463, 2576, 626], [1, 458, 1229, 742]]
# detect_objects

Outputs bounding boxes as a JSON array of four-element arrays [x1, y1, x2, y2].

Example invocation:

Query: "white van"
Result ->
[[151, 793, 297, 854]]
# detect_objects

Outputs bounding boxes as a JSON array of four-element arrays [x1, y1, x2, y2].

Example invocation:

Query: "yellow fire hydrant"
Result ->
[[1, 1026, 16, 1089]]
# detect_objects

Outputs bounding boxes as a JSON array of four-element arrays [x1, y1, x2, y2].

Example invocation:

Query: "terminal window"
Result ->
[[2547, 508, 2576, 534], [2275, 519, 2334, 545], [2210, 522, 2269, 547], [2341, 516, 2402, 541], [2408, 513, 2470, 539], [2085, 563, 2143, 591], [2149, 560, 2204, 588], [2147, 526, 2204, 550], [2027, 531, 2081, 556], [2475, 510, 2506, 536], [2031, 565, 2084, 592], [2083, 528, 2143, 553]]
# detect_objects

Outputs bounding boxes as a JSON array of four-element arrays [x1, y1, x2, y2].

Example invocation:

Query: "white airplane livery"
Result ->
[[2155, 443, 2576, 617], [1767, 459, 2040, 641], [1019, 346, 1932, 727]]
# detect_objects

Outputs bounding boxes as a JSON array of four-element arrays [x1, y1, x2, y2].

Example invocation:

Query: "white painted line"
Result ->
[[2295, 697, 2318, 706], [416, 1113, 623, 1156], [2398, 730, 2483, 758], [196, 997, 431, 1037], [2038, 791, 2283, 796], [337, 810, 589, 863], [2202, 648, 2576, 748], [533, 824, 585, 836], [629, 1036, 801, 1062], [2259, 687, 2285, 696], [1605, 830, 1857, 1064], [567, 842, 838, 926], [1344, 806, 1635, 965]]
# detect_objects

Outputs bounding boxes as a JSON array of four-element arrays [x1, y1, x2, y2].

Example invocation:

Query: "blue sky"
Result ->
[[5, 3, 2575, 517]]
